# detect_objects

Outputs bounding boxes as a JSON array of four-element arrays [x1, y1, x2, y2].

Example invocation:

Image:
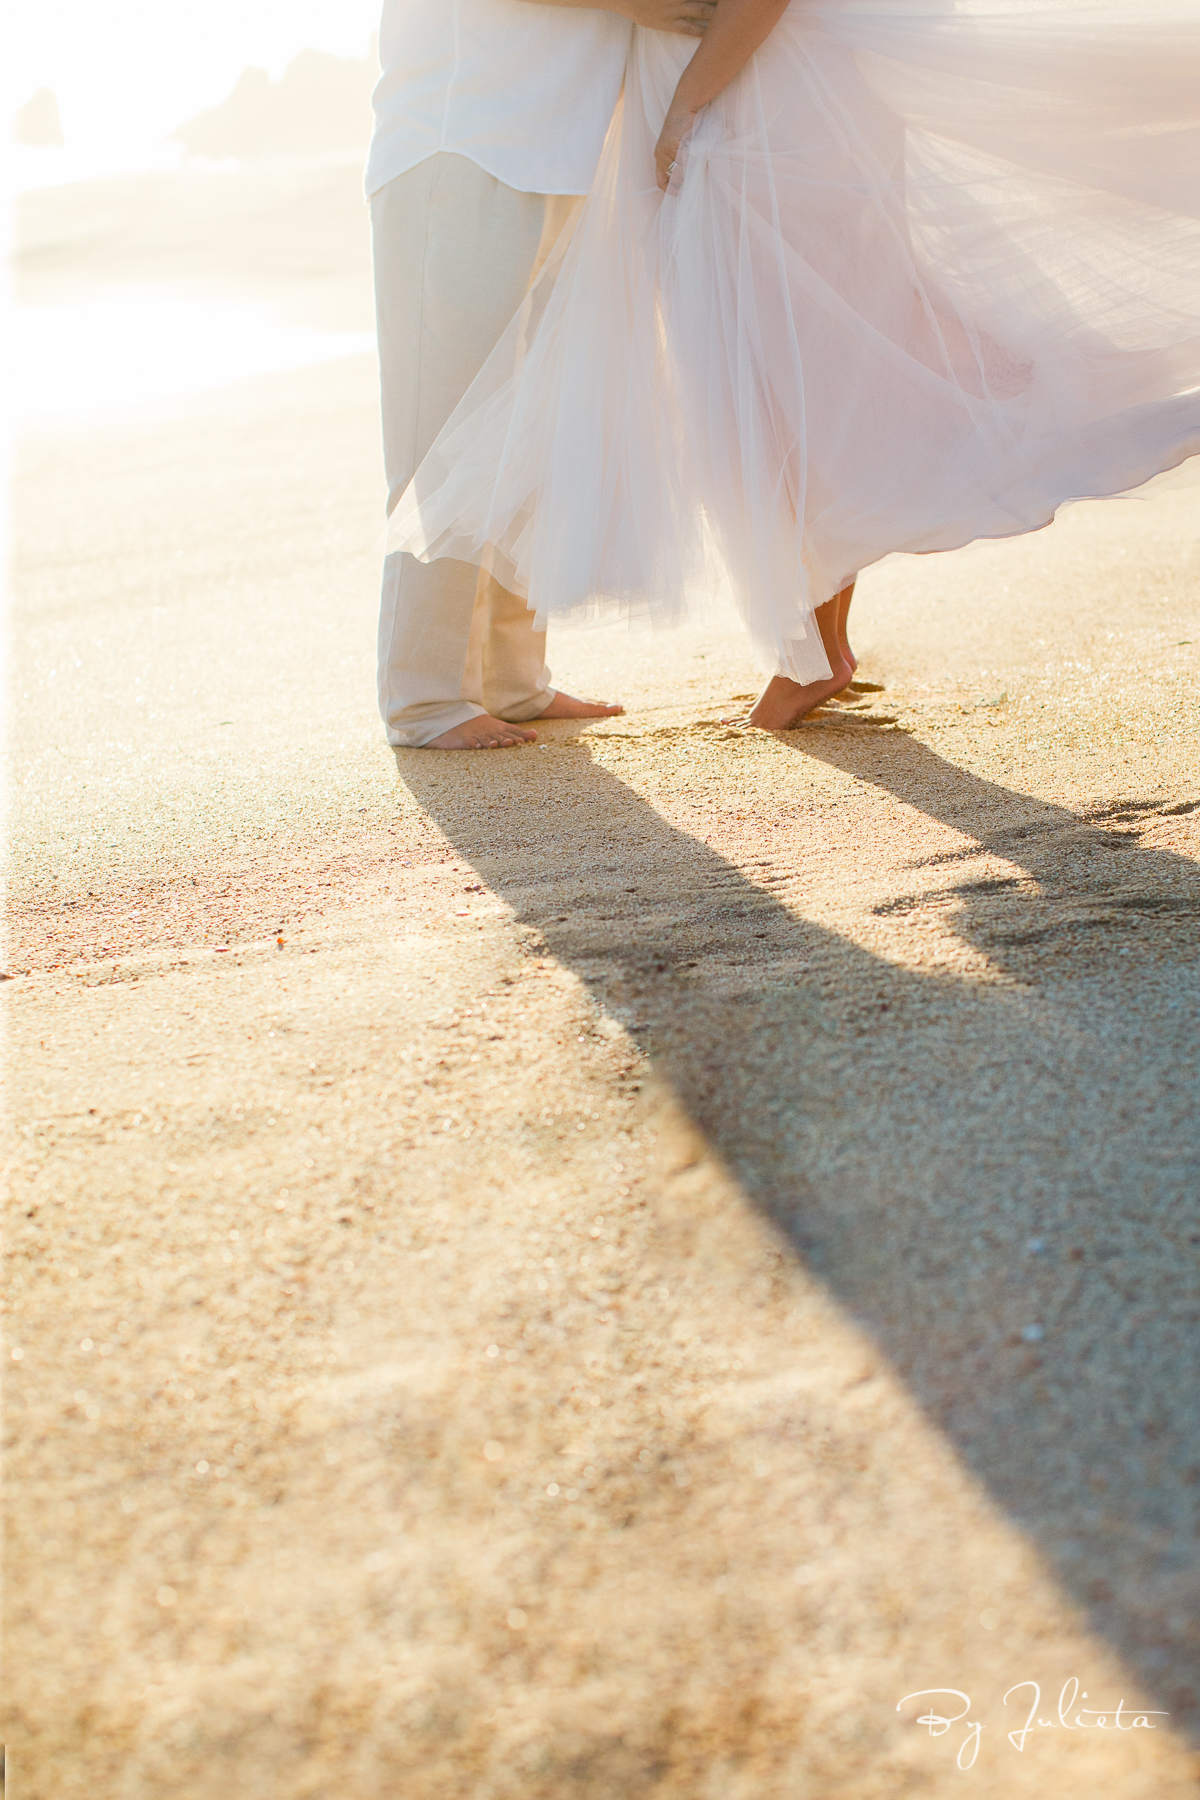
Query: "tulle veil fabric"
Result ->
[[387, 2, 1200, 683]]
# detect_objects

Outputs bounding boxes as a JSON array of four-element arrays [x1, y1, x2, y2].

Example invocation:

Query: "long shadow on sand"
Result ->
[[396, 726, 1200, 1734]]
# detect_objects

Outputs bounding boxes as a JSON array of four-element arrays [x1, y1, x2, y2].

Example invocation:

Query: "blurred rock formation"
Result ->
[[171, 50, 375, 160], [15, 88, 65, 147]]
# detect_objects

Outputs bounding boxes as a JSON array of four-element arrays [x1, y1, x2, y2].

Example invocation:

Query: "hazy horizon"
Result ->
[[8, 2, 380, 185], [12, 33, 380, 422]]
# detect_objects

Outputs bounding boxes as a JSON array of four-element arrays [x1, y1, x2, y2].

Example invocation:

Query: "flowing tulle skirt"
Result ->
[[388, 2, 1200, 681]]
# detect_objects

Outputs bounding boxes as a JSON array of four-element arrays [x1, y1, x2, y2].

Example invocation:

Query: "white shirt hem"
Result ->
[[365, 143, 592, 203]]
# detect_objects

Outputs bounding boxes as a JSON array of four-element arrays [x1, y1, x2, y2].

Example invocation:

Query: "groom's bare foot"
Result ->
[[425, 714, 537, 751], [724, 661, 854, 729], [535, 691, 624, 720]]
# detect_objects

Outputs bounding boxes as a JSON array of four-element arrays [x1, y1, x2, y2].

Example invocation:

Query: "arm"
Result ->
[[655, 0, 792, 187], [519, 0, 717, 37]]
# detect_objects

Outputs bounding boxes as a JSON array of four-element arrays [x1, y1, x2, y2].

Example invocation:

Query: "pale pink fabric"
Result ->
[[388, 3, 1200, 682]]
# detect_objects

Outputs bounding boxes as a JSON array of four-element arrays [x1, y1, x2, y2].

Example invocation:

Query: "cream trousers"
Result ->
[[372, 154, 577, 747]]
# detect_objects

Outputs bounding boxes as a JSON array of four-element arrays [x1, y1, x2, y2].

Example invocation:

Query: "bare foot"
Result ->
[[534, 691, 624, 720], [834, 632, 858, 685], [834, 580, 858, 679], [723, 660, 854, 729], [425, 714, 537, 751]]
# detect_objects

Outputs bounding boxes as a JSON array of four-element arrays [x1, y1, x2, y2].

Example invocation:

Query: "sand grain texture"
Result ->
[[6, 158, 1200, 1798]]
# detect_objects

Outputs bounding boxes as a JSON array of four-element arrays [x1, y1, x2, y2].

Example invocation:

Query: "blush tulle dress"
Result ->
[[387, 2, 1200, 684]]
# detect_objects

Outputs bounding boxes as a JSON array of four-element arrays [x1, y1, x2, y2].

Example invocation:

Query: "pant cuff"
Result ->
[[496, 686, 555, 724], [385, 702, 488, 748]]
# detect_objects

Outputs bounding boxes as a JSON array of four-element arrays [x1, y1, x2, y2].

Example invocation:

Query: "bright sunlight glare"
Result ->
[[7, 0, 380, 166]]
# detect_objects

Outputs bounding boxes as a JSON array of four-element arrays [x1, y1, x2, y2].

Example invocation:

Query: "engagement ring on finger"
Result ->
[[667, 160, 677, 174]]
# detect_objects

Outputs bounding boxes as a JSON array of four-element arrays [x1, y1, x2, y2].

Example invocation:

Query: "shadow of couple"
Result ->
[[396, 720, 1200, 1733]]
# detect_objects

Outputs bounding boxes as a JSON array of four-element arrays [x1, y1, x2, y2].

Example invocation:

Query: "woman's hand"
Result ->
[[655, 94, 698, 191], [652, 0, 792, 190], [619, 0, 716, 34]]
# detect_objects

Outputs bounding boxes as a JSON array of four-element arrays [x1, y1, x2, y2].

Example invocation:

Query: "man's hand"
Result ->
[[620, 0, 716, 32]]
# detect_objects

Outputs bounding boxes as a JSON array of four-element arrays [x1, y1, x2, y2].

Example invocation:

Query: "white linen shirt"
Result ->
[[366, 0, 633, 200]]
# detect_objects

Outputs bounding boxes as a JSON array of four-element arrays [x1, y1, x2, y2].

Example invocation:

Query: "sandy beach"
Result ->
[[6, 156, 1200, 1797]]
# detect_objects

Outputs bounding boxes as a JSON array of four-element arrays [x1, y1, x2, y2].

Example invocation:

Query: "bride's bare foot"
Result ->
[[835, 579, 857, 680], [720, 582, 861, 729], [425, 714, 537, 750], [535, 691, 624, 720], [726, 662, 854, 729], [828, 653, 856, 699]]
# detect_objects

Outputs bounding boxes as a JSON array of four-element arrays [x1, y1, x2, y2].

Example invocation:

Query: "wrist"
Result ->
[[671, 72, 706, 116], [666, 87, 699, 125]]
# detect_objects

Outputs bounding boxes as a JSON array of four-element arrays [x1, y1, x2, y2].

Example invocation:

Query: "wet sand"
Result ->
[[6, 158, 1200, 1797]]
